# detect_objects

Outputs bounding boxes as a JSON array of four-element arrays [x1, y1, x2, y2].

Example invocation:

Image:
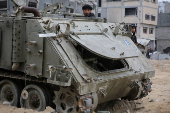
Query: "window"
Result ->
[[98, 0, 102, 7], [66, 8, 74, 13], [125, 8, 137, 16], [153, 0, 156, 3], [145, 14, 150, 20], [149, 28, 154, 34], [98, 13, 101, 17], [70, 9, 74, 13], [28, 0, 38, 8], [151, 15, 155, 21], [92, 4, 95, 10], [107, 0, 121, 1], [143, 27, 148, 34], [0, 0, 7, 9]]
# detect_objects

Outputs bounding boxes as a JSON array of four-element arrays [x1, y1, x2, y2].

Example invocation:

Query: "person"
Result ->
[[131, 26, 137, 44], [149, 46, 153, 53], [146, 49, 150, 58], [82, 4, 95, 17]]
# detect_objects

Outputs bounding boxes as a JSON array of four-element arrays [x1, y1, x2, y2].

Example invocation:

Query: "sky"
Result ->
[[158, 0, 170, 2]]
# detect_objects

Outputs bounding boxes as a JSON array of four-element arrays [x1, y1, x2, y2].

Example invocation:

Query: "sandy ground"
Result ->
[[0, 60, 169, 113], [136, 60, 170, 113], [0, 102, 55, 113]]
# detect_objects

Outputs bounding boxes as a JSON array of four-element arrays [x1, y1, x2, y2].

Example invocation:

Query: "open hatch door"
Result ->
[[70, 34, 139, 59]]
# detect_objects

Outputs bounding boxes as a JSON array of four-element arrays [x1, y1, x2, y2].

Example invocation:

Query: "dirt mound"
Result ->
[[149, 60, 170, 72], [0, 102, 55, 113]]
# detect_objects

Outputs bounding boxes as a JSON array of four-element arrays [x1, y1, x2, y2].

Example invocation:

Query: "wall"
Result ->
[[107, 8, 122, 23], [140, 24, 155, 40], [158, 2, 165, 13], [155, 27, 170, 53], [157, 13, 170, 27], [164, 2, 170, 13], [142, 7, 158, 25]]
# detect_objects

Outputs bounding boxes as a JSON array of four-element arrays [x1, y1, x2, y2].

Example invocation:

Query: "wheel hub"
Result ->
[[29, 94, 40, 109], [4, 89, 13, 102], [66, 96, 74, 107]]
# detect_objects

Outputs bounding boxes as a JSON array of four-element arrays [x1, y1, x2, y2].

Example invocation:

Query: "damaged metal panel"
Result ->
[[26, 32, 44, 77], [25, 19, 44, 77], [12, 20, 26, 62], [70, 34, 138, 59]]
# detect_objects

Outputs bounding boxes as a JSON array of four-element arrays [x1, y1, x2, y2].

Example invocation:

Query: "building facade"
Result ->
[[98, 0, 158, 50], [156, 1, 170, 54]]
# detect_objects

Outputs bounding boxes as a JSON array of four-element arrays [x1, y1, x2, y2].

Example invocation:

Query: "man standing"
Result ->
[[82, 4, 95, 17], [131, 26, 137, 44]]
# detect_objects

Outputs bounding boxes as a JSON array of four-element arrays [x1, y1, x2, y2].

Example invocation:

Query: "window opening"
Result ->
[[125, 8, 137, 16], [149, 28, 154, 34], [145, 14, 150, 20], [0, 0, 7, 9], [28, 0, 38, 8], [70, 9, 74, 13], [143, 27, 148, 34], [151, 15, 155, 21], [98, 0, 102, 7], [98, 13, 101, 17]]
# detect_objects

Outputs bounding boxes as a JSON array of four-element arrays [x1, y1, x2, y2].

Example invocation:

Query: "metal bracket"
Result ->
[[47, 65, 73, 86], [113, 25, 119, 35], [55, 22, 71, 35]]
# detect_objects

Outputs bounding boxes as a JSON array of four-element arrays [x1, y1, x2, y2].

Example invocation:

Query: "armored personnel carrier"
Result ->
[[0, 0, 154, 113]]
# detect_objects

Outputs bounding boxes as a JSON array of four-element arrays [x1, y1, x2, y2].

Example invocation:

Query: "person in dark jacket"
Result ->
[[131, 26, 137, 44], [82, 4, 95, 17]]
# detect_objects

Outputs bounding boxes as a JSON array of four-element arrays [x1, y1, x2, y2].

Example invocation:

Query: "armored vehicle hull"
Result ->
[[0, 3, 154, 113]]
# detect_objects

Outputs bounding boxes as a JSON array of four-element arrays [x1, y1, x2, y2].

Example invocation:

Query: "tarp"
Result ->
[[137, 38, 150, 46]]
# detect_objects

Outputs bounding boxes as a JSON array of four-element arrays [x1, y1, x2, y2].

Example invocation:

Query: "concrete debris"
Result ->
[[149, 99, 159, 102], [45, 106, 55, 113]]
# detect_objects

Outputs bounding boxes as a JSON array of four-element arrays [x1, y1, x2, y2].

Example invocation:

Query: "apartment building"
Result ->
[[98, 0, 158, 50]]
